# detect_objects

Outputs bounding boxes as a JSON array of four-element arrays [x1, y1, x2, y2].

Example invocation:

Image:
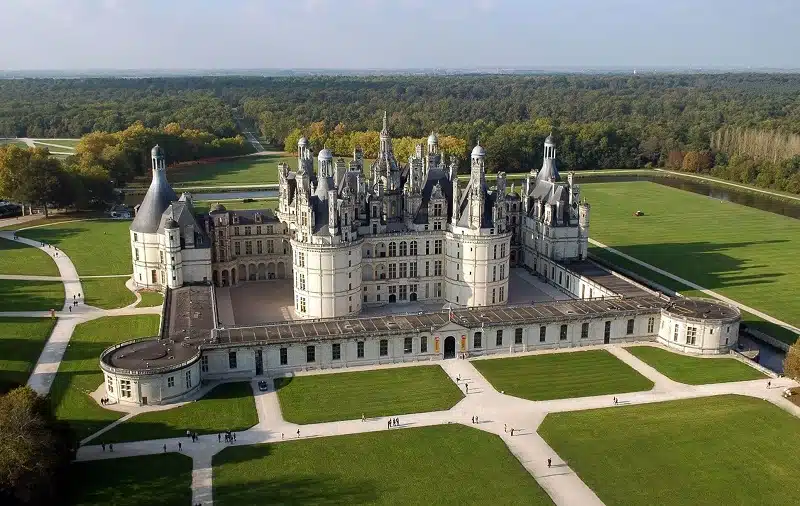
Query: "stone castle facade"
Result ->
[[131, 114, 590, 319]]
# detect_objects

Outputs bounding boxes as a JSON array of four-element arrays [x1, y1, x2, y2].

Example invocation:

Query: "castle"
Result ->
[[131, 113, 590, 318]]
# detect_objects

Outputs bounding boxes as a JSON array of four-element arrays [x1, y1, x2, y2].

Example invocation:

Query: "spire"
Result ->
[[381, 111, 389, 137]]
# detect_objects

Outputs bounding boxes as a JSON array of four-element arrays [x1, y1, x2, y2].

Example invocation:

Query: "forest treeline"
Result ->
[[2, 74, 800, 193], [0, 122, 250, 212]]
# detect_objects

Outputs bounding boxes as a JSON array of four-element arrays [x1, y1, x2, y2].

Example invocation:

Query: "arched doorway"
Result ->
[[257, 263, 266, 280], [248, 263, 257, 281], [221, 270, 230, 287], [267, 262, 276, 279], [231, 268, 236, 285], [389, 294, 397, 303], [444, 336, 456, 359], [409, 292, 417, 302], [277, 262, 286, 279]]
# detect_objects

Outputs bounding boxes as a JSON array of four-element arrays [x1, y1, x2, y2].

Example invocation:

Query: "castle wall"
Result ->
[[291, 239, 363, 318]]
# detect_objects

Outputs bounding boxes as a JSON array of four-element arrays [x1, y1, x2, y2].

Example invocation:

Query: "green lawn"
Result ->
[[0, 213, 99, 231], [158, 153, 294, 186], [275, 365, 463, 424], [213, 425, 552, 506], [539, 395, 800, 506], [0, 278, 64, 311], [68, 453, 192, 506], [0, 236, 59, 275], [0, 139, 29, 148], [81, 277, 136, 309], [137, 290, 163, 307], [49, 315, 160, 440], [193, 198, 279, 215], [582, 181, 800, 342], [0, 317, 55, 393], [32, 138, 80, 149], [98, 382, 257, 444], [472, 350, 654, 401], [625, 346, 765, 384], [19, 219, 132, 275]]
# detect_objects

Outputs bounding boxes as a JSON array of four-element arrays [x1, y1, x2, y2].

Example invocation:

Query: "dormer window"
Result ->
[[255, 214, 262, 223], [232, 215, 240, 225]]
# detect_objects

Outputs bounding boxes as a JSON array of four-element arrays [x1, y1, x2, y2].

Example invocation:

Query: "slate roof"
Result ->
[[131, 168, 178, 233]]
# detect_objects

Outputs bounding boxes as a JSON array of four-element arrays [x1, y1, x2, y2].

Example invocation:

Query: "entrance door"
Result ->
[[444, 336, 456, 359], [142, 396, 148, 405], [604, 334, 610, 345], [255, 349, 263, 376], [389, 294, 397, 303]]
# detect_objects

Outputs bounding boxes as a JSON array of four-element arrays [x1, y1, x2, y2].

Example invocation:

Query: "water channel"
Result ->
[[124, 174, 798, 370]]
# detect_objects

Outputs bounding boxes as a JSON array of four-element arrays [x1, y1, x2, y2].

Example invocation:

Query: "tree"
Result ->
[[0, 146, 62, 217], [0, 387, 74, 505], [784, 340, 800, 380]]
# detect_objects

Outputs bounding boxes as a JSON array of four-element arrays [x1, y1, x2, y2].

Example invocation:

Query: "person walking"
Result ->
[[163, 444, 167, 453], [388, 419, 391, 429], [362, 413, 365, 422], [101, 443, 106, 452], [547, 458, 552, 468], [297, 428, 300, 438], [475, 415, 479, 424], [510, 428, 514, 437], [504, 423, 507, 433], [233, 433, 236, 442], [465, 384, 469, 394], [767, 381, 771, 389], [218, 433, 221, 443], [109, 444, 114, 452], [178, 442, 182, 451]]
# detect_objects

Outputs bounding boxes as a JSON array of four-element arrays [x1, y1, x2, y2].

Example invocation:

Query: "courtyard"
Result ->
[[538, 395, 800, 506], [212, 425, 552, 506]]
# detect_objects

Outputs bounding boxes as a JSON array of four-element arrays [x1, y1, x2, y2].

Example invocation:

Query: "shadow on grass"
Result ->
[[0, 279, 64, 311], [273, 375, 294, 391], [214, 445, 378, 506]]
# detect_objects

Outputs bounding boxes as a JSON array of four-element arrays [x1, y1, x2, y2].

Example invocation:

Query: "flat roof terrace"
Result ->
[[566, 260, 653, 298], [210, 295, 668, 347]]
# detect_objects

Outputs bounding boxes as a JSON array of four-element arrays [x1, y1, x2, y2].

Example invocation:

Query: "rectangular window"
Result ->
[[426, 241, 430, 255], [409, 262, 417, 277], [626, 319, 635, 335], [605, 321, 612, 340], [581, 322, 589, 339], [539, 326, 547, 343], [201, 355, 209, 372], [257, 240, 263, 254], [357, 341, 365, 358], [515, 328, 523, 344], [673, 323, 679, 341], [492, 288, 496, 304], [120, 379, 131, 398], [560, 324, 568, 341], [499, 286, 504, 302], [256, 225, 261, 235], [298, 252, 305, 267], [266, 225, 274, 234], [229, 351, 237, 369], [244, 226, 251, 235], [434, 239, 442, 254], [280, 347, 288, 365], [185, 370, 192, 389], [299, 297, 306, 313], [493, 244, 497, 259], [435, 282, 442, 297], [306, 345, 316, 363], [420, 336, 428, 353], [298, 273, 306, 290], [647, 317, 655, 333], [332, 343, 341, 360], [245, 241, 253, 255], [389, 263, 397, 279], [433, 221, 442, 230], [399, 285, 408, 300], [404, 337, 413, 354], [167, 376, 174, 388], [501, 243, 506, 257], [267, 240, 274, 253], [399, 263, 407, 278], [493, 265, 497, 282], [473, 331, 482, 348], [686, 326, 697, 345], [135, 248, 139, 261], [434, 260, 442, 276], [496, 329, 503, 346], [106, 375, 114, 393], [380, 339, 388, 356], [233, 227, 240, 236], [425, 261, 430, 276], [234, 242, 241, 255]]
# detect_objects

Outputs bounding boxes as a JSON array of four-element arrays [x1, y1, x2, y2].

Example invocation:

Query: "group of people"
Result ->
[[99, 397, 111, 405], [218, 430, 236, 443], [503, 423, 517, 436], [387, 417, 401, 428]]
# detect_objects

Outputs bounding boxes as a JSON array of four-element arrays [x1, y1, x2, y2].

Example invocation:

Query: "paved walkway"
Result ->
[[71, 344, 799, 506], [589, 237, 800, 335]]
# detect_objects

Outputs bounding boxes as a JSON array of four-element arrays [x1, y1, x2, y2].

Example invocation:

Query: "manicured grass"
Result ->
[[19, 219, 132, 275], [81, 277, 136, 309], [99, 382, 258, 444], [539, 395, 800, 506], [0, 213, 99, 231], [0, 317, 55, 393], [159, 153, 294, 186], [193, 198, 278, 215], [32, 138, 80, 149], [213, 425, 552, 506], [472, 350, 654, 401], [0, 236, 58, 275], [582, 181, 800, 340], [137, 290, 163, 307], [275, 365, 463, 424], [0, 139, 29, 148], [0, 278, 64, 311], [68, 453, 192, 506], [625, 346, 765, 384], [49, 315, 160, 440]]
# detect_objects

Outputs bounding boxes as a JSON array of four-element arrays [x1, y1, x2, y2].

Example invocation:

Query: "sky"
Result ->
[[2, 0, 799, 70]]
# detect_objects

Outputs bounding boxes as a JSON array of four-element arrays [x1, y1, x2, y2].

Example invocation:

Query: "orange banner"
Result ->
[[434, 336, 440, 353], [460, 335, 466, 351]]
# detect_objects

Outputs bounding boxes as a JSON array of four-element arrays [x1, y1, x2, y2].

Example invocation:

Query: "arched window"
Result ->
[[389, 242, 397, 257], [399, 241, 407, 256], [409, 241, 417, 256]]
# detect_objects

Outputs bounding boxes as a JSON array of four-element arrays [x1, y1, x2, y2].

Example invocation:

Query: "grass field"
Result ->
[[472, 350, 654, 401], [0, 236, 59, 275], [582, 181, 800, 342], [98, 382, 257, 444], [274, 365, 463, 424], [50, 315, 160, 440], [213, 425, 552, 506], [0, 213, 100, 231], [137, 291, 163, 307], [19, 219, 132, 275], [625, 346, 766, 384], [539, 395, 800, 506], [0, 278, 64, 311], [193, 198, 278, 215], [156, 153, 293, 186], [81, 277, 136, 309], [0, 317, 55, 393], [68, 453, 192, 506], [0, 139, 29, 148], [32, 138, 80, 149]]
